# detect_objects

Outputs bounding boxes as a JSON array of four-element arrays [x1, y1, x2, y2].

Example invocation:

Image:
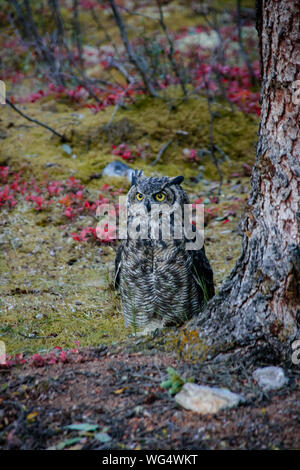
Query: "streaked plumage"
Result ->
[[115, 171, 214, 329]]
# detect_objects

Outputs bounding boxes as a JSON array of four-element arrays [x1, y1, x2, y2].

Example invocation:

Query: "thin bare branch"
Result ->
[[156, 0, 188, 97], [107, 57, 135, 85], [104, 82, 135, 129], [204, 81, 223, 193], [151, 140, 173, 166], [236, 0, 257, 85], [108, 0, 158, 98], [5, 98, 66, 141], [72, 0, 84, 68]]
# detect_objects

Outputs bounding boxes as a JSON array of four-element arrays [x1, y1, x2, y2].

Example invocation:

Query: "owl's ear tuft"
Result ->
[[131, 169, 144, 186], [170, 175, 184, 186]]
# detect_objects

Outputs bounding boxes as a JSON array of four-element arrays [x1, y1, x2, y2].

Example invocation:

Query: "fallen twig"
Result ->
[[18, 332, 56, 339], [151, 139, 173, 166], [214, 144, 232, 165], [5, 98, 66, 141]]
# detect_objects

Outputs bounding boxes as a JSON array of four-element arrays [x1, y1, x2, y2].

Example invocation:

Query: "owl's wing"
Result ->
[[114, 242, 124, 290], [191, 246, 215, 302]]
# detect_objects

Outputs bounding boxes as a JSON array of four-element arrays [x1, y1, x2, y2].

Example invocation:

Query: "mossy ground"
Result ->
[[0, 199, 130, 355], [0, 0, 258, 357], [1, 89, 258, 183], [0, 95, 254, 356]]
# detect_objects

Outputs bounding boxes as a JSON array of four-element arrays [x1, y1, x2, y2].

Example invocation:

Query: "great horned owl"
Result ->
[[115, 171, 214, 330]]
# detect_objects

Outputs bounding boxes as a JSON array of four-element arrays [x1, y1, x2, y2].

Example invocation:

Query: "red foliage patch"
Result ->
[[0, 167, 122, 245]]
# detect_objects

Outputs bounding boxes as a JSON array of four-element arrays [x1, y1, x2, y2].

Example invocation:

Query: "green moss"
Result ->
[[1, 90, 258, 188], [214, 0, 255, 8], [0, 90, 254, 357], [0, 200, 129, 356], [164, 328, 212, 363], [118, 327, 214, 364], [0, 0, 257, 357]]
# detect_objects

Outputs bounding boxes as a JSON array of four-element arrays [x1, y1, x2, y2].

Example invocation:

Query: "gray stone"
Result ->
[[175, 383, 245, 415], [252, 366, 288, 391], [102, 161, 134, 182]]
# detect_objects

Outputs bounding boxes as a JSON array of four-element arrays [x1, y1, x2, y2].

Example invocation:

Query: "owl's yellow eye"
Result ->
[[136, 192, 144, 201], [155, 192, 165, 202]]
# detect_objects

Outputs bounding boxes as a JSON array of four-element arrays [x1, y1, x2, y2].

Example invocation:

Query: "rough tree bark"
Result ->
[[189, 0, 300, 364]]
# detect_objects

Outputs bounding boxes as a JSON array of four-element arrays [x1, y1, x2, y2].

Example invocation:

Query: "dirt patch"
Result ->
[[0, 345, 299, 450]]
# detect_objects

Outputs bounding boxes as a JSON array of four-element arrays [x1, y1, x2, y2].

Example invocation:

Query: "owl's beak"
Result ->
[[144, 199, 151, 213]]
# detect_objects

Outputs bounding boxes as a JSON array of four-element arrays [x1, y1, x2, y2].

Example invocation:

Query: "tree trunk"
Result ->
[[189, 0, 300, 364]]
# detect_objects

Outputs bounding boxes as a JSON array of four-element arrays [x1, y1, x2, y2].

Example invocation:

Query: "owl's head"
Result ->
[[127, 170, 189, 211]]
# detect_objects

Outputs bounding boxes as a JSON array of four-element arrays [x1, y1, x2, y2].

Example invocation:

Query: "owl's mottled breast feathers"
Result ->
[[114, 171, 215, 329]]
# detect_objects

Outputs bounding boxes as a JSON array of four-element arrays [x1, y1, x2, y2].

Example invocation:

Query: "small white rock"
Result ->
[[252, 366, 288, 392], [175, 383, 245, 415], [175, 31, 220, 52], [102, 161, 133, 182]]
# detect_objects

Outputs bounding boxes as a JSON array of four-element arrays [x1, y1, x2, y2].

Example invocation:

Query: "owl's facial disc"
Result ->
[[129, 176, 178, 210], [133, 189, 169, 213]]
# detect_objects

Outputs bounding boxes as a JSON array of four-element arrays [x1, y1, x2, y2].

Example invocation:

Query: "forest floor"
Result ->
[[1, 343, 299, 450], [1, 0, 299, 451], [4, 153, 298, 451]]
